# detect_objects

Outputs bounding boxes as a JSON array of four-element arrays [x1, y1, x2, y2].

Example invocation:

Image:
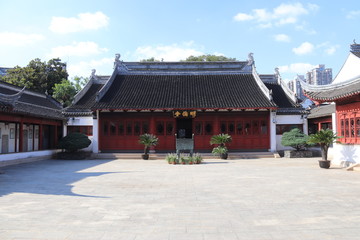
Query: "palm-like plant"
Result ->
[[308, 129, 341, 161], [139, 134, 159, 158], [210, 134, 232, 159], [210, 133, 232, 148]]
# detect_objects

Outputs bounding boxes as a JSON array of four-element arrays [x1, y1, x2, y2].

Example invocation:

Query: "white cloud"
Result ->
[[346, 10, 360, 19], [67, 57, 114, 78], [278, 63, 316, 74], [292, 42, 314, 55], [0, 32, 45, 46], [47, 41, 108, 58], [274, 34, 291, 42], [233, 13, 254, 21], [133, 42, 204, 61], [322, 44, 339, 55], [49, 11, 109, 34], [233, 3, 318, 28]]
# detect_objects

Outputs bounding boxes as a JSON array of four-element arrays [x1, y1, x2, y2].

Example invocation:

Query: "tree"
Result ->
[[308, 129, 341, 161], [281, 128, 309, 151], [1, 58, 68, 95], [52, 79, 77, 107], [58, 132, 91, 152], [140, 57, 161, 62], [52, 76, 89, 107], [182, 54, 236, 62], [138, 133, 159, 159]]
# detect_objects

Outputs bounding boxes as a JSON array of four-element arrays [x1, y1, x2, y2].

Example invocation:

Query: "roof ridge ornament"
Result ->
[[114, 53, 128, 72], [247, 52, 254, 66], [0, 85, 25, 106], [275, 67, 281, 83]]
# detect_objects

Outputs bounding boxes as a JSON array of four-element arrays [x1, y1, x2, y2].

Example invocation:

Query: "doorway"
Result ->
[[1, 135, 9, 153], [176, 119, 193, 138]]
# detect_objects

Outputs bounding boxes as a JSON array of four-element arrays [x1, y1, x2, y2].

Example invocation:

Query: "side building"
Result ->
[[65, 54, 307, 153], [0, 81, 64, 164], [302, 42, 360, 164]]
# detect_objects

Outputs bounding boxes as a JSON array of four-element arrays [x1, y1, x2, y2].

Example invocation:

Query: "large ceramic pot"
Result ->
[[318, 160, 330, 169], [220, 153, 228, 160], [142, 154, 149, 160]]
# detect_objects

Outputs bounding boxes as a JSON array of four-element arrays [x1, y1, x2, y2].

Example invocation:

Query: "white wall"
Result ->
[[1, 123, 39, 154], [66, 116, 93, 151], [332, 144, 360, 165], [275, 115, 307, 151]]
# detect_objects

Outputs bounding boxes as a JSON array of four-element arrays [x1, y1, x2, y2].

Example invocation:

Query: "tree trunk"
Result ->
[[144, 146, 149, 155], [321, 144, 328, 161]]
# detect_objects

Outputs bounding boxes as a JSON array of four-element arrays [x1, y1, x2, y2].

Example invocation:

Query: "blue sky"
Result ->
[[0, 0, 359, 81]]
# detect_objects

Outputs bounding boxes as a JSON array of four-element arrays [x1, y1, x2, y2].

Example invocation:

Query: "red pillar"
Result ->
[[150, 114, 155, 134], [214, 114, 220, 134], [318, 122, 321, 131], [32, 125, 35, 151], [19, 121, 23, 152]]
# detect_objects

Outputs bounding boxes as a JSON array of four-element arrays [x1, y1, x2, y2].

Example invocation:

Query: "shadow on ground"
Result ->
[[0, 159, 120, 198]]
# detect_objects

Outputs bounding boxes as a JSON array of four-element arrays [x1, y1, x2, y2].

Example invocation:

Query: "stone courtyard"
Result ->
[[1, 157, 360, 240]]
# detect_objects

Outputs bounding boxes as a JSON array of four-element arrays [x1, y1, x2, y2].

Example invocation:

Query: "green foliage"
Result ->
[[212, 146, 228, 155], [72, 76, 89, 92], [58, 133, 91, 152], [138, 133, 159, 154], [52, 79, 77, 107], [210, 133, 232, 147], [166, 153, 177, 164], [308, 129, 341, 161], [140, 57, 161, 62], [2, 58, 68, 95], [281, 128, 309, 151], [182, 54, 236, 62], [166, 153, 202, 164], [52, 76, 89, 107]]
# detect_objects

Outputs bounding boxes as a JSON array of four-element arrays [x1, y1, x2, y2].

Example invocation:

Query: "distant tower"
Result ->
[[292, 75, 306, 100], [306, 64, 332, 85]]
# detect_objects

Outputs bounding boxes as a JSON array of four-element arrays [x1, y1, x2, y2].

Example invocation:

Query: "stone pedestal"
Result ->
[[284, 150, 313, 158]]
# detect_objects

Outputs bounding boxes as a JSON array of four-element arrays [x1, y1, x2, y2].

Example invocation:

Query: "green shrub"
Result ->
[[58, 132, 91, 152], [166, 153, 177, 164], [281, 128, 310, 151], [212, 146, 227, 155], [308, 129, 341, 161], [139, 134, 159, 154]]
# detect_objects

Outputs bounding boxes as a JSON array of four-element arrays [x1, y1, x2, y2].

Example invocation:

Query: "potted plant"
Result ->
[[165, 153, 177, 164], [138, 133, 158, 160], [281, 128, 313, 158], [210, 133, 232, 159], [212, 146, 228, 159], [307, 129, 341, 169]]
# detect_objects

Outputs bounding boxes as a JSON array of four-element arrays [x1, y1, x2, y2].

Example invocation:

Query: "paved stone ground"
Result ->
[[1, 157, 360, 240]]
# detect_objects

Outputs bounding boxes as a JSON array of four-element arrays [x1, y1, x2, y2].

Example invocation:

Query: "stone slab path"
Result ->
[[1, 158, 360, 240]]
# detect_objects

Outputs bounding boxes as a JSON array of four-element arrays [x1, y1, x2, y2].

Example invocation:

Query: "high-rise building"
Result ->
[[306, 64, 332, 85], [287, 75, 306, 100]]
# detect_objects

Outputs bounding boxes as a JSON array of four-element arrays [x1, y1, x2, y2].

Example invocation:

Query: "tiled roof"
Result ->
[[352, 51, 360, 58], [0, 67, 10, 76], [264, 83, 298, 108], [93, 74, 276, 110], [308, 104, 335, 119], [0, 81, 64, 120], [303, 78, 360, 102], [65, 83, 104, 115]]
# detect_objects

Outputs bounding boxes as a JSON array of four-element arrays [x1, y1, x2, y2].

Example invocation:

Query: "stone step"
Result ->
[[346, 163, 360, 171], [353, 167, 360, 172], [92, 152, 276, 160]]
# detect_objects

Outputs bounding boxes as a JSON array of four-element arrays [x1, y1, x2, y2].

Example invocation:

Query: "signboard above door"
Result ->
[[173, 110, 197, 119]]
